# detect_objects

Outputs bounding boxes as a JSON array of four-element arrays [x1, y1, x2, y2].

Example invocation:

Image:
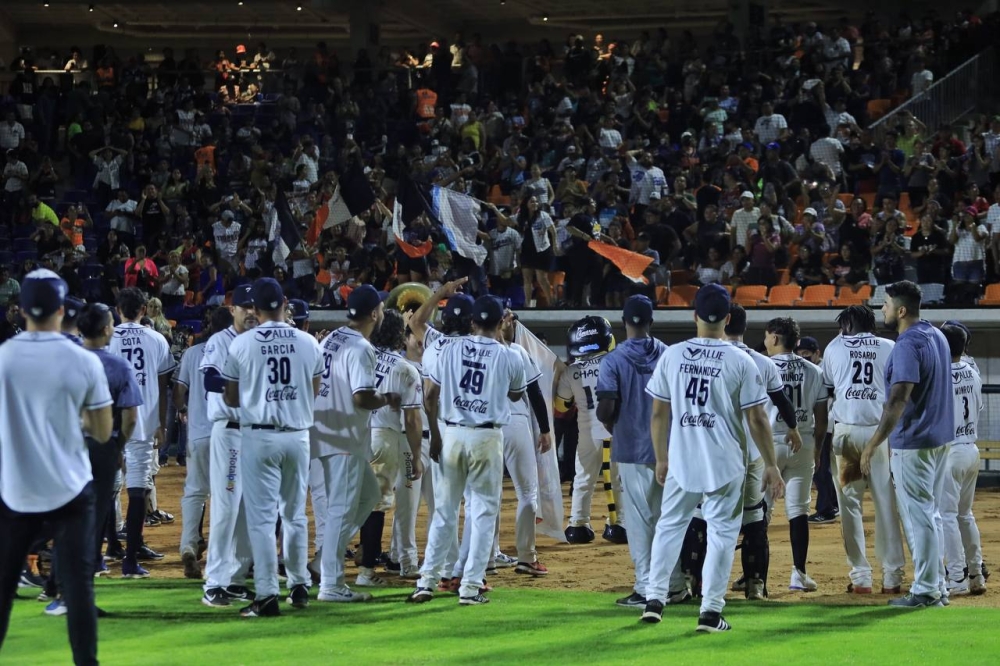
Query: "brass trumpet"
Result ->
[[385, 282, 436, 319]]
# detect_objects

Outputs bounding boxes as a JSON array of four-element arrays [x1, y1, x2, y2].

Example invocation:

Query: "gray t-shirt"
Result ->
[[489, 227, 522, 276]]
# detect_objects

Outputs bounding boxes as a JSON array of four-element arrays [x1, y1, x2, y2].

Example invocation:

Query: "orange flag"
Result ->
[[392, 197, 433, 258], [587, 240, 652, 284]]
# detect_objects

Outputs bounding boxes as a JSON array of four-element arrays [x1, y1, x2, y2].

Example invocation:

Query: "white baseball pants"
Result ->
[[317, 452, 380, 594], [619, 462, 671, 597], [832, 424, 905, 588], [891, 445, 949, 598], [179, 435, 210, 556], [501, 414, 539, 563], [417, 426, 503, 599], [308, 460, 326, 555], [124, 439, 155, 490], [240, 428, 311, 598], [941, 444, 983, 582], [371, 427, 405, 512], [569, 431, 624, 528], [647, 472, 743, 614], [390, 443, 435, 569], [204, 422, 252, 592], [768, 441, 815, 522]]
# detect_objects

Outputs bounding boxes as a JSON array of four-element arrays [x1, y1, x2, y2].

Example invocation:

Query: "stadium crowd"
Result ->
[[1, 9, 1000, 343]]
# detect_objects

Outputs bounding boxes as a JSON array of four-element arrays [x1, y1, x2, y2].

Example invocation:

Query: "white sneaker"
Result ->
[[493, 552, 516, 568], [317, 586, 373, 602], [970, 575, 987, 596], [790, 568, 818, 592], [947, 578, 971, 596], [398, 565, 421, 580], [355, 567, 388, 587]]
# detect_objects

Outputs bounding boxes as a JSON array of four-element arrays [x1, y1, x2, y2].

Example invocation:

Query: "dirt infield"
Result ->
[[143, 463, 999, 607]]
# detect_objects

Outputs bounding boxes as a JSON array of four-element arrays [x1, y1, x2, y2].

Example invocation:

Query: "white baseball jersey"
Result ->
[[822, 333, 895, 427], [108, 322, 176, 442], [0, 332, 113, 513], [370, 348, 422, 431], [732, 341, 782, 461], [769, 352, 826, 438], [200, 326, 240, 423], [556, 355, 612, 442], [222, 321, 323, 431], [420, 330, 459, 380], [646, 338, 768, 493], [426, 335, 526, 427], [410, 358, 430, 432], [173, 342, 212, 442], [950, 360, 982, 445], [508, 342, 542, 418], [313, 326, 378, 456]]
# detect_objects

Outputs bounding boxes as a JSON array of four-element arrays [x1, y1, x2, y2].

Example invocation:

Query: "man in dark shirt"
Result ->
[[565, 199, 602, 307], [910, 216, 951, 283]]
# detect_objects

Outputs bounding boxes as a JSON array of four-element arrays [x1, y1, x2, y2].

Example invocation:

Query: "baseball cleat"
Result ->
[[615, 592, 646, 608], [745, 578, 766, 600], [696, 613, 732, 633], [225, 586, 255, 601], [240, 595, 280, 618], [807, 511, 838, 525], [355, 568, 388, 587], [970, 576, 987, 596], [847, 584, 873, 594], [641, 600, 664, 623], [18, 569, 45, 589], [105, 545, 126, 561], [44, 600, 68, 616], [514, 561, 549, 577], [137, 545, 164, 561], [398, 565, 421, 580], [888, 593, 943, 608], [307, 557, 321, 585], [790, 568, 818, 592], [150, 510, 174, 524], [459, 594, 490, 606], [121, 562, 150, 579], [493, 552, 517, 567], [668, 588, 693, 604], [731, 575, 746, 592], [181, 551, 201, 579], [881, 586, 901, 595], [946, 578, 970, 596], [485, 564, 498, 576], [94, 561, 110, 578], [406, 587, 434, 604], [564, 526, 595, 544], [144, 514, 161, 528], [317, 586, 373, 603], [384, 560, 401, 573], [602, 524, 628, 545], [287, 584, 310, 609], [202, 588, 232, 608]]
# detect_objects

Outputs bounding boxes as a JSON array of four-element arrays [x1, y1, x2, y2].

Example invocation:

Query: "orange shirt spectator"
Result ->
[[60, 216, 86, 248], [415, 88, 438, 120], [194, 144, 217, 174]]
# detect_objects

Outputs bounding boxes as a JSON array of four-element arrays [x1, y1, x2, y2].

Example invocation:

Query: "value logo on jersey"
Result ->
[[255, 329, 296, 343], [682, 346, 725, 362], [266, 385, 299, 402]]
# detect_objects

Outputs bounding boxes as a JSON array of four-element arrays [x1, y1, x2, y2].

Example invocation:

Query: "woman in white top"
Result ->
[[521, 164, 554, 209], [513, 195, 558, 306], [90, 146, 128, 207]]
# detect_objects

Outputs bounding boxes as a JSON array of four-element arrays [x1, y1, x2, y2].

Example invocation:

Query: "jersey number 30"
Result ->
[[267, 357, 291, 385]]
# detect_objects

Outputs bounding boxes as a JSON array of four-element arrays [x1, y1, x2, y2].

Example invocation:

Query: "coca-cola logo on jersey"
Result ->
[[680, 412, 717, 428], [453, 396, 489, 414], [266, 386, 299, 402], [956, 423, 976, 438], [845, 387, 879, 400], [318, 382, 330, 398]]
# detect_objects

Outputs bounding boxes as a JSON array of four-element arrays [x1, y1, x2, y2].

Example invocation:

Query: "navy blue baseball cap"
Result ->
[[795, 336, 819, 352], [20, 268, 68, 319], [288, 298, 310, 322], [622, 294, 654, 326], [251, 278, 284, 311], [472, 296, 504, 327], [232, 284, 253, 307], [942, 319, 970, 340], [347, 284, 388, 320], [694, 284, 731, 324], [63, 297, 85, 324], [442, 293, 474, 322]]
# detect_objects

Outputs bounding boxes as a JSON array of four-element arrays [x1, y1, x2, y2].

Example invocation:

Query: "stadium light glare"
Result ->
[[89, 3, 95, 11]]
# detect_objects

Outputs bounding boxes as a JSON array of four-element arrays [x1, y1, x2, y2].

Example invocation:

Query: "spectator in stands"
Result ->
[[123, 245, 160, 294], [90, 146, 128, 208], [0, 111, 25, 152], [825, 243, 869, 288], [158, 250, 189, 312], [2, 149, 28, 225], [789, 245, 825, 287], [745, 216, 780, 286], [911, 214, 952, 284], [106, 189, 139, 249], [871, 216, 907, 284], [26, 193, 59, 227], [517, 194, 557, 306], [0, 267, 20, 307], [949, 206, 988, 304], [0, 300, 22, 343]]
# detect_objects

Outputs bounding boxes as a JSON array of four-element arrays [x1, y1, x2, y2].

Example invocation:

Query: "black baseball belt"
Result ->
[[444, 421, 498, 430], [246, 424, 305, 432]]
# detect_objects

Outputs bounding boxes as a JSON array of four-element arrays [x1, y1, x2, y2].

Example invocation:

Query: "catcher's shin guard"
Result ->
[[681, 517, 707, 597], [741, 518, 770, 598]]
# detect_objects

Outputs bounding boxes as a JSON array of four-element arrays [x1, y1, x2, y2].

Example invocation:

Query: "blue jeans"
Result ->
[[952, 261, 984, 283]]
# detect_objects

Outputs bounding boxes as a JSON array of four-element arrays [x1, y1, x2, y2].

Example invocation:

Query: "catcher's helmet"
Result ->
[[567, 316, 615, 361]]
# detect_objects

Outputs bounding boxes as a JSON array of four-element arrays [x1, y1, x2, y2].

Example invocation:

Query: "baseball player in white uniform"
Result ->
[[763, 317, 828, 592], [174, 308, 232, 579], [108, 287, 176, 579], [939, 324, 987, 596], [724, 305, 801, 601], [408, 296, 526, 606], [643, 284, 784, 631], [223, 277, 323, 617], [823, 305, 905, 594], [555, 316, 625, 544], [198, 285, 256, 607], [360, 309, 423, 586], [313, 285, 401, 603], [388, 323, 435, 579]]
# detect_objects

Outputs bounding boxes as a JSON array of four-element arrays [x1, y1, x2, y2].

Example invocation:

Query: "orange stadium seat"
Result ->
[[767, 285, 801, 306], [666, 291, 690, 307], [655, 286, 669, 305], [734, 285, 767, 305], [979, 284, 1000, 305], [670, 285, 699, 306], [799, 285, 835, 305]]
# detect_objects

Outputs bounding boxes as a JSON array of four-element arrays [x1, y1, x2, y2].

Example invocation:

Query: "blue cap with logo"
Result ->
[[251, 278, 284, 311], [20, 268, 68, 319], [347, 284, 388, 320], [63, 297, 85, 324], [232, 284, 253, 307], [622, 294, 654, 326], [694, 284, 731, 324], [288, 298, 310, 322], [442, 293, 475, 322], [472, 296, 504, 327]]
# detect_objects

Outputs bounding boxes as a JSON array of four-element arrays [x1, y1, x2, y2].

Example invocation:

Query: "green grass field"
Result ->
[[5, 580, 999, 665]]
